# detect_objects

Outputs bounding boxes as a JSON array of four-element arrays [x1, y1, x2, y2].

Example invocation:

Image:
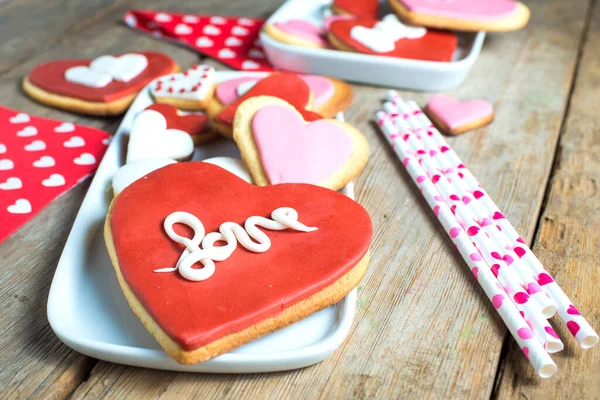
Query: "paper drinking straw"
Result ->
[[389, 92, 598, 350], [383, 102, 563, 353], [376, 111, 557, 378]]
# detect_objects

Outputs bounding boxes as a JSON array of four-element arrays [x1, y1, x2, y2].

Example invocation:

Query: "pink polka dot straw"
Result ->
[[375, 92, 598, 378]]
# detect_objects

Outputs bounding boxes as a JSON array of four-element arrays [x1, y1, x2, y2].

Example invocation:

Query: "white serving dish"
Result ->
[[47, 71, 358, 373], [260, 0, 486, 91]]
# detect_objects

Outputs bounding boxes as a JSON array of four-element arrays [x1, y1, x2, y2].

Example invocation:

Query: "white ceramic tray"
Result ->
[[260, 0, 486, 91], [47, 71, 357, 373]]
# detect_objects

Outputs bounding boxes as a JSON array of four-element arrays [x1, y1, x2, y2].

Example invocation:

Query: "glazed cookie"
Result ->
[[263, 19, 329, 49], [425, 95, 494, 135], [331, 0, 379, 19], [23, 52, 178, 116], [211, 73, 316, 139], [233, 96, 369, 190], [328, 14, 457, 62], [104, 162, 372, 364], [126, 110, 194, 164], [145, 104, 216, 145], [208, 73, 352, 122], [388, 0, 530, 32], [150, 65, 216, 111]]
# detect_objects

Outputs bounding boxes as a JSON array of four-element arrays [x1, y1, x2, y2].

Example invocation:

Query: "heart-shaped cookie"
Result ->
[[149, 65, 216, 111], [233, 96, 369, 190], [332, 0, 379, 18], [426, 95, 494, 135], [329, 15, 457, 61], [104, 162, 372, 364], [126, 110, 194, 164], [388, 0, 530, 32], [145, 104, 214, 145], [210, 73, 317, 138], [23, 52, 178, 116], [264, 19, 329, 49]]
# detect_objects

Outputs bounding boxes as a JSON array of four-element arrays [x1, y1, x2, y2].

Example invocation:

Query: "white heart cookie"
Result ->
[[64, 66, 112, 88], [126, 110, 194, 164], [113, 158, 176, 195], [150, 65, 215, 102], [65, 53, 148, 88]]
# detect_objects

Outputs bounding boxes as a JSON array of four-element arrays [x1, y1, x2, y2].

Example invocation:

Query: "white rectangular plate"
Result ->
[[261, 0, 485, 91], [47, 71, 357, 373]]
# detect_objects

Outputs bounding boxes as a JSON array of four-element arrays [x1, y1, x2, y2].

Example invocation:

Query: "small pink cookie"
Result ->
[[264, 19, 329, 49], [426, 95, 494, 135]]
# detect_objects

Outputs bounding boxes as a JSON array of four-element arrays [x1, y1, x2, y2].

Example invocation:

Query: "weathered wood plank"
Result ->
[[493, 1, 600, 397], [67, 0, 591, 399]]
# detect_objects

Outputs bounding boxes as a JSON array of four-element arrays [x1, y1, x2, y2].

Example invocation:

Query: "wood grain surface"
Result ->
[[0, 0, 598, 399]]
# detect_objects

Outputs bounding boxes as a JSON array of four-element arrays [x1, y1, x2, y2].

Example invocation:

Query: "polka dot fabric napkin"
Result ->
[[123, 10, 274, 72], [0, 106, 110, 243]]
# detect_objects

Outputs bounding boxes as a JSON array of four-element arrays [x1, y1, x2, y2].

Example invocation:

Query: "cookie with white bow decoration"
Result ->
[[23, 52, 178, 116], [126, 110, 194, 164], [150, 65, 216, 111], [104, 161, 372, 364]]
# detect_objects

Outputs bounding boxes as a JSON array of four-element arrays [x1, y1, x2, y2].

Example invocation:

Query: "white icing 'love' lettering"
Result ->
[[155, 207, 317, 281]]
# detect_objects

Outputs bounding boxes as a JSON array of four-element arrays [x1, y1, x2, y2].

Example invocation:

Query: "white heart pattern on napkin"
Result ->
[[24, 140, 46, 152], [17, 126, 37, 137], [54, 122, 75, 133], [33, 156, 55, 168], [126, 110, 194, 164], [63, 136, 85, 148], [7, 199, 32, 214], [0, 177, 22, 190], [9, 113, 30, 124], [42, 173, 66, 187]]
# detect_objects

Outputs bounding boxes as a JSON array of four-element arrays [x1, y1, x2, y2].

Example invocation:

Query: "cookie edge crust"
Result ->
[[263, 23, 328, 49], [104, 200, 369, 365]]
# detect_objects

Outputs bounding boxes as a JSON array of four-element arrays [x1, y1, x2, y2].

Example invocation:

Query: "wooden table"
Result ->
[[1, 0, 599, 398]]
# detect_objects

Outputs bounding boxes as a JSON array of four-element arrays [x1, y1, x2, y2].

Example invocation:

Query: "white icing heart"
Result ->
[[150, 65, 215, 102], [7, 199, 31, 214], [33, 156, 55, 168], [0, 159, 14, 170], [64, 66, 112, 88], [126, 110, 194, 164], [231, 26, 249, 36], [236, 81, 257, 97], [183, 15, 199, 24], [350, 26, 395, 53], [238, 18, 254, 26], [195, 36, 214, 48], [42, 173, 66, 187], [54, 122, 75, 133], [174, 23, 193, 35], [0, 144, 6, 154], [9, 113, 30, 123], [154, 12, 172, 22], [248, 49, 264, 59], [63, 136, 85, 148], [210, 16, 227, 25], [74, 153, 96, 166], [0, 177, 22, 190], [375, 14, 427, 41], [113, 158, 176, 195], [224, 36, 243, 47], [24, 140, 46, 152], [203, 25, 221, 36], [218, 48, 236, 59], [241, 60, 260, 70], [17, 126, 37, 137]]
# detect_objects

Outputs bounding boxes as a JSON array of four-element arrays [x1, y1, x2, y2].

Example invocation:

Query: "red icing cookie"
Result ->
[[27, 52, 177, 103], [332, 0, 379, 18], [145, 104, 214, 145], [215, 73, 315, 126], [329, 19, 457, 62], [106, 162, 372, 363]]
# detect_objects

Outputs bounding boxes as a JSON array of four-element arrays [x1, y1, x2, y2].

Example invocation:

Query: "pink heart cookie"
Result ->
[[265, 19, 329, 49], [232, 96, 369, 191], [426, 95, 494, 135]]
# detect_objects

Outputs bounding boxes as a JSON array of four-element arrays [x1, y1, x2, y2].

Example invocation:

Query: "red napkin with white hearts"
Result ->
[[123, 10, 274, 72], [0, 107, 110, 243]]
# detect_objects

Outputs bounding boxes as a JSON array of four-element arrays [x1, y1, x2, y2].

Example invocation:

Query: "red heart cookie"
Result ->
[[332, 0, 379, 18], [212, 73, 319, 138], [145, 104, 214, 145], [24, 52, 178, 115], [328, 18, 457, 62], [105, 162, 371, 364]]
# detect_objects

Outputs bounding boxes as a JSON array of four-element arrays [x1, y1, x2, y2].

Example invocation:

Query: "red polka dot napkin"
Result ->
[[0, 106, 110, 243], [123, 10, 274, 72]]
